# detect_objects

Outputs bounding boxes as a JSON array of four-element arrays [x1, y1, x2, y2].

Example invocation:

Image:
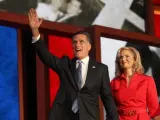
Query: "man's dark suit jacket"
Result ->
[[33, 39, 119, 120]]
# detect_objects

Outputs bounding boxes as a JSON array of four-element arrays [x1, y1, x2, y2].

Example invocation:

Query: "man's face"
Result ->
[[72, 34, 91, 60]]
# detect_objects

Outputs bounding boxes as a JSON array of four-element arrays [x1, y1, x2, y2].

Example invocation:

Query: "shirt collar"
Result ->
[[120, 72, 138, 80], [77, 56, 89, 65], [120, 73, 126, 79]]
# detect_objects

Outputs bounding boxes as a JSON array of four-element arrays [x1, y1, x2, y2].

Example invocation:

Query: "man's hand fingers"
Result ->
[[33, 9, 38, 18], [30, 8, 35, 18], [28, 13, 31, 20]]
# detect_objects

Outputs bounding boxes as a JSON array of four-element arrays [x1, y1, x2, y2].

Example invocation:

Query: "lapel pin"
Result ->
[[92, 66, 96, 68]]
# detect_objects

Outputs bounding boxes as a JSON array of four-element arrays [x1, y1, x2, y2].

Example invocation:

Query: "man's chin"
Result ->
[[75, 55, 83, 60], [75, 56, 81, 59]]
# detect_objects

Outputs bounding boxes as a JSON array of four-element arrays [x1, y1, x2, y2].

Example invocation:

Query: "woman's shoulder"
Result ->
[[135, 73, 155, 84], [110, 76, 121, 88], [111, 76, 121, 82], [136, 73, 153, 80]]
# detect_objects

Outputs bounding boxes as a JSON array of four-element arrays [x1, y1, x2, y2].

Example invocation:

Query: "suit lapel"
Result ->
[[70, 58, 79, 91], [81, 59, 96, 90]]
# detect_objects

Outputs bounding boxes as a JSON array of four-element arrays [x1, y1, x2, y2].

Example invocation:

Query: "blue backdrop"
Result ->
[[0, 26, 19, 120]]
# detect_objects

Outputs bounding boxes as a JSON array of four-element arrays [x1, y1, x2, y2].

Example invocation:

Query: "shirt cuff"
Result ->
[[32, 34, 40, 43]]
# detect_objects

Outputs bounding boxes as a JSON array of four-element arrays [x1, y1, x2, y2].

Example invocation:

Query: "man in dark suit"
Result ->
[[28, 8, 119, 120]]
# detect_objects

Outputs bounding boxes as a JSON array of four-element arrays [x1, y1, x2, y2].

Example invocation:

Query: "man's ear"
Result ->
[[88, 44, 91, 51]]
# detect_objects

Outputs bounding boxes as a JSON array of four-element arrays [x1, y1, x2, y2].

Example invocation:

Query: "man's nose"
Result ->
[[75, 41, 81, 46]]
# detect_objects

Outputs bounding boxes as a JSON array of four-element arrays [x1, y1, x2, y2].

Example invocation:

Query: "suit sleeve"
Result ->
[[100, 66, 119, 120], [33, 39, 67, 73], [147, 76, 159, 118]]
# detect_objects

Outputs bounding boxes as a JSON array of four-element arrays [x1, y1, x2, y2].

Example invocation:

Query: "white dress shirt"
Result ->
[[76, 56, 89, 88], [32, 34, 40, 43]]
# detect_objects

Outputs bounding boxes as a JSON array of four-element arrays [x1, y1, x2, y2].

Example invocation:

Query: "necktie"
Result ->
[[77, 61, 82, 89], [72, 61, 82, 113]]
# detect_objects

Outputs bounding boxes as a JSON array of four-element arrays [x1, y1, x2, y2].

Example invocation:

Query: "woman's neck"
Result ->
[[123, 68, 134, 80]]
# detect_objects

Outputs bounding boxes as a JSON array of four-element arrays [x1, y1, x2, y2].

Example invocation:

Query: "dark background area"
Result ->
[[22, 30, 37, 120]]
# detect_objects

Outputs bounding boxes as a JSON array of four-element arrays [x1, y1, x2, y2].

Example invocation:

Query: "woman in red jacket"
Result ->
[[111, 47, 159, 120]]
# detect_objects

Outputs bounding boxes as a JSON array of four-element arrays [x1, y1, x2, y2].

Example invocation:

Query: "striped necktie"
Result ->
[[72, 60, 82, 113]]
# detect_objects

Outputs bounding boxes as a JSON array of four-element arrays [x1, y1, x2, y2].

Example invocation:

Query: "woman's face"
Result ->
[[118, 49, 135, 70]]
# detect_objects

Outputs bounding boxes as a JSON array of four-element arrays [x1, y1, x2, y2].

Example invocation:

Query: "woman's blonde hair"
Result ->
[[115, 47, 144, 76]]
